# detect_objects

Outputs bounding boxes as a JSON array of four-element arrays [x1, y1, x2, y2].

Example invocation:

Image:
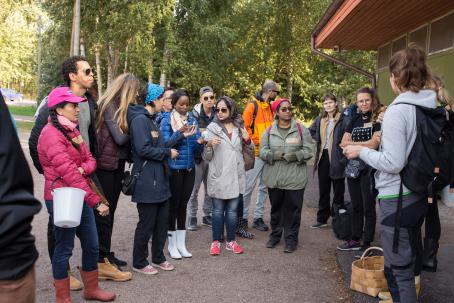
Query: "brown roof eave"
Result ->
[[312, 0, 345, 39]]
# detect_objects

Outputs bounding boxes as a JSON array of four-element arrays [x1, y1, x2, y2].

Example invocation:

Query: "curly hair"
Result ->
[[61, 56, 88, 86]]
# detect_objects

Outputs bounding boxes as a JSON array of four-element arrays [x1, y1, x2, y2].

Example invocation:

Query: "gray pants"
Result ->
[[379, 194, 427, 303], [187, 160, 212, 218], [242, 157, 267, 220]]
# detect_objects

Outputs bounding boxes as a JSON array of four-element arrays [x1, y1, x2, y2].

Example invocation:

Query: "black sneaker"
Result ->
[[337, 240, 361, 251], [108, 252, 127, 267], [187, 217, 198, 231], [266, 238, 280, 248], [284, 244, 297, 253], [252, 218, 269, 231], [310, 222, 328, 229], [355, 245, 372, 259], [202, 216, 212, 227]]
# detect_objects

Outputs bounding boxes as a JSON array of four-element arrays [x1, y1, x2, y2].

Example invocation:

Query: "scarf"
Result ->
[[57, 115, 78, 131], [170, 110, 189, 132]]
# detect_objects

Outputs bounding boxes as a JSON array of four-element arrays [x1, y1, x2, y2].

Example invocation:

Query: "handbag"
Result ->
[[121, 161, 147, 196], [241, 139, 255, 171], [345, 158, 366, 179], [331, 202, 352, 240]]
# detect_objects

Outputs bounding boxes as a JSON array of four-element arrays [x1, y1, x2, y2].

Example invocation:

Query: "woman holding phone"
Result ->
[[160, 89, 203, 259]]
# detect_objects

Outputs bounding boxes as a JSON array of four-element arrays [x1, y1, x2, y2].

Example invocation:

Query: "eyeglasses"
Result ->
[[215, 107, 228, 114], [82, 68, 94, 76], [272, 90, 280, 94], [280, 106, 292, 113], [203, 95, 215, 101]]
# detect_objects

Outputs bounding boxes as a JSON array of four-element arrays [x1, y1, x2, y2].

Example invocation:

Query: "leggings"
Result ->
[[168, 169, 195, 230]]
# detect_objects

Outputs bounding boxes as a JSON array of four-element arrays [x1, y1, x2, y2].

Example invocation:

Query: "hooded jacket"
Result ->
[[37, 119, 100, 207], [359, 90, 437, 198], [127, 104, 181, 203], [243, 97, 274, 156], [160, 111, 202, 170], [0, 93, 41, 280]]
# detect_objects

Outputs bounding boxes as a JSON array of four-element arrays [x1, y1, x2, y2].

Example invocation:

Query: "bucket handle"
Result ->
[[51, 177, 63, 195], [360, 246, 383, 265]]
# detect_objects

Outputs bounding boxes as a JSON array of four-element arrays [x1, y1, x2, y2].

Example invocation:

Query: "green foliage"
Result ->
[[7, 105, 36, 116]]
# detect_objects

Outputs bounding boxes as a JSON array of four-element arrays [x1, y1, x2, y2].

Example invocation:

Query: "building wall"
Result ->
[[377, 49, 454, 105]]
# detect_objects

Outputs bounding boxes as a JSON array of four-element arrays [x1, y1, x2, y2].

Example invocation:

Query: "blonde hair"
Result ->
[[96, 73, 140, 133], [426, 75, 453, 108]]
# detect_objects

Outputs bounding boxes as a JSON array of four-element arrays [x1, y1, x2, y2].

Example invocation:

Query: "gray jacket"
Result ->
[[202, 122, 252, 199], [359, 90, 437, 198]]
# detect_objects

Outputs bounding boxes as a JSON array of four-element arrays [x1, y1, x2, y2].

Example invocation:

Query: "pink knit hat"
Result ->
[[47, 87, 86, 108], [271, 98, 290, 113]]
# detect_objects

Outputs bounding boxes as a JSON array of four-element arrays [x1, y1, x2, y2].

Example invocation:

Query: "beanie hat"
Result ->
[[145, 83, 164, 104], [271, 98, 290, 114], [199, 86, 213, 97]]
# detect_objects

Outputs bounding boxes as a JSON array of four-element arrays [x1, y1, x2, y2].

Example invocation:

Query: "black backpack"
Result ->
[[331, 202, 352, 241], [393, 104, 454, 253]]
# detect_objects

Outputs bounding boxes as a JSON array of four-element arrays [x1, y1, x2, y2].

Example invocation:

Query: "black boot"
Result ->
[[422, 238, 439, 272]]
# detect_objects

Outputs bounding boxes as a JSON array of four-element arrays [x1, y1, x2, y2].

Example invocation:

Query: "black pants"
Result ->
[[317, 150, 345, 223], [133, 201, 169, 269], [424, 199, 441, 240], [169, 169, 195, 230], [347, 170, 376, 244], [268, 188, 305, 246], [237, 194, 244, 219], [95, 160, 126, 260]]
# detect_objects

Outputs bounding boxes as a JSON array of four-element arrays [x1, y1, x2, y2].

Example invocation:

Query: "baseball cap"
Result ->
[[199, 86, 213, 97], [47, 87, 86, 108]]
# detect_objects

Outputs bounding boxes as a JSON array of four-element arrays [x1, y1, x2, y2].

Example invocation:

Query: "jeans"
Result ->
[[45, 201, 99, 280], [169, 169, 195, 230], [347, 170, 376, 244], [133, 201, 169, 269], [187, 160, 212, 218], [268, 188, 305, 246], [95, 160, 125, 260], [212, 197, 239, 242], [317, 150, 345, 223], [242, 157, 267, 220]]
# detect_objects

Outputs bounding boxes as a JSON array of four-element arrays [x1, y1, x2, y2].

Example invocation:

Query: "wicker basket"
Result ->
[[350, 246, 388, 297]]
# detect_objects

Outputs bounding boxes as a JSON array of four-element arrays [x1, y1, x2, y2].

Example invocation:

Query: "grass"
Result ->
[[8, 105, 36, 116], [16, 121, 34, 132]]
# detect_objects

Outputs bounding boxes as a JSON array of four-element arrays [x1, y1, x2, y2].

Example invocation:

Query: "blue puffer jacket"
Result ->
[[160, 111, 202, 170]]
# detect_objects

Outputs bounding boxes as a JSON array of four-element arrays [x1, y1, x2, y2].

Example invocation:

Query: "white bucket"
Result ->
[[441, 186, 454, 207], [53, 187, 86, 228]]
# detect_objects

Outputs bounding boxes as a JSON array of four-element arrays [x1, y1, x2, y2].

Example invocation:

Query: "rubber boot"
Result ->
[[79, 269, 116, 302], [422, 238, 439, 272], [167, 231, 182, 259], [54, 278, 72, 303], [176, 230, 192, 258]]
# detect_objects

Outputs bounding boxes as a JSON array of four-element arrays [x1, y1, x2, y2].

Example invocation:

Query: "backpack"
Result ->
[[393, 104, 454, 253], [250, 101, 258, 135], [267, 122, 303, 140], [331, 202, 352, 241]]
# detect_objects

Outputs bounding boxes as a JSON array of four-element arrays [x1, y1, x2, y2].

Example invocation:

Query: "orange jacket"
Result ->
[[243, 99, 274, 156]]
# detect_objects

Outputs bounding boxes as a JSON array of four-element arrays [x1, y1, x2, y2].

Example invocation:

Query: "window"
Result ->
[[409, 26, 428, 51], [377, 44, 391, 69], [429, 12, 454, 54], [392, 36, 407, 54]]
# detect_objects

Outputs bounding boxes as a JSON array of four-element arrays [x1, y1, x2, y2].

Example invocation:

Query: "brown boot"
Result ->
[[98, 258, 132, 282], [68, 271, 83, 291], [79, 269, 116, 302], [54, 278, 71, 303]]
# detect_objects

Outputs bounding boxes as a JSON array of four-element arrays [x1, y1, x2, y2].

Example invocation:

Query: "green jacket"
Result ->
[[259, 119, 314, 190]]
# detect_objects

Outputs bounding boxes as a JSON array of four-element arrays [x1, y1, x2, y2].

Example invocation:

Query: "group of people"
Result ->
[[27, 55, 314, 302], [6, 43, 450, 303]]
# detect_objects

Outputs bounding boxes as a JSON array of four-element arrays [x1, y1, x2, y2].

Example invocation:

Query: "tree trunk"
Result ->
[[107, 44, 120, 86], [37, 15, 42, 102], [286, 68, 293, 102], [95, 45, 103, 96], [69, 2, 75, 56], [72, 0, 81, 56], [80, 36, 85, 57], [159, 40, 169, 86], [123, 39, 131, 73]]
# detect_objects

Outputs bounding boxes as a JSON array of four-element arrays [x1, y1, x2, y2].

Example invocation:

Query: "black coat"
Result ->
[[127, 104, 182, 203], [309, 113, 348, 180], [28, 91, 98, 174], [0, 92, 42, 280]]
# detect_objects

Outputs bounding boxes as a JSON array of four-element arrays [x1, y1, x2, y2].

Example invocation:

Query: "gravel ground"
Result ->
[[18, 130, 351, 303]]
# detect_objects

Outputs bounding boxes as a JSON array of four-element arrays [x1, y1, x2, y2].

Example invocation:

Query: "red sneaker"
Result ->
[[226, 241, 244, 254], [210, 241, 221, 256]]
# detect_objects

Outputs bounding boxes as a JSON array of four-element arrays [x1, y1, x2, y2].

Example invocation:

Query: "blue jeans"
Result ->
[[212, 197, 239, 242], [243, 157, 267, 220], [45, 201, 99, 280]]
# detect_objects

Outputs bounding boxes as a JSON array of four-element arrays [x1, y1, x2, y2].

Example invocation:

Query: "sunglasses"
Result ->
[[280, 106, 292, 113], [272, 90, 280, 94], [82, 68, 94, 76], [203, 95, 215, 101], [215, 107, 228, 114]]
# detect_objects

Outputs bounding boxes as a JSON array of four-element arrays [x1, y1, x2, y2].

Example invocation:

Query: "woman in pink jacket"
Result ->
[[38, 87, 116, 303]]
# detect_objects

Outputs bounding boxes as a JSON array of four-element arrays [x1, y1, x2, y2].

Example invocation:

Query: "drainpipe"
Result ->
[[311, 34, 376, 89]]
